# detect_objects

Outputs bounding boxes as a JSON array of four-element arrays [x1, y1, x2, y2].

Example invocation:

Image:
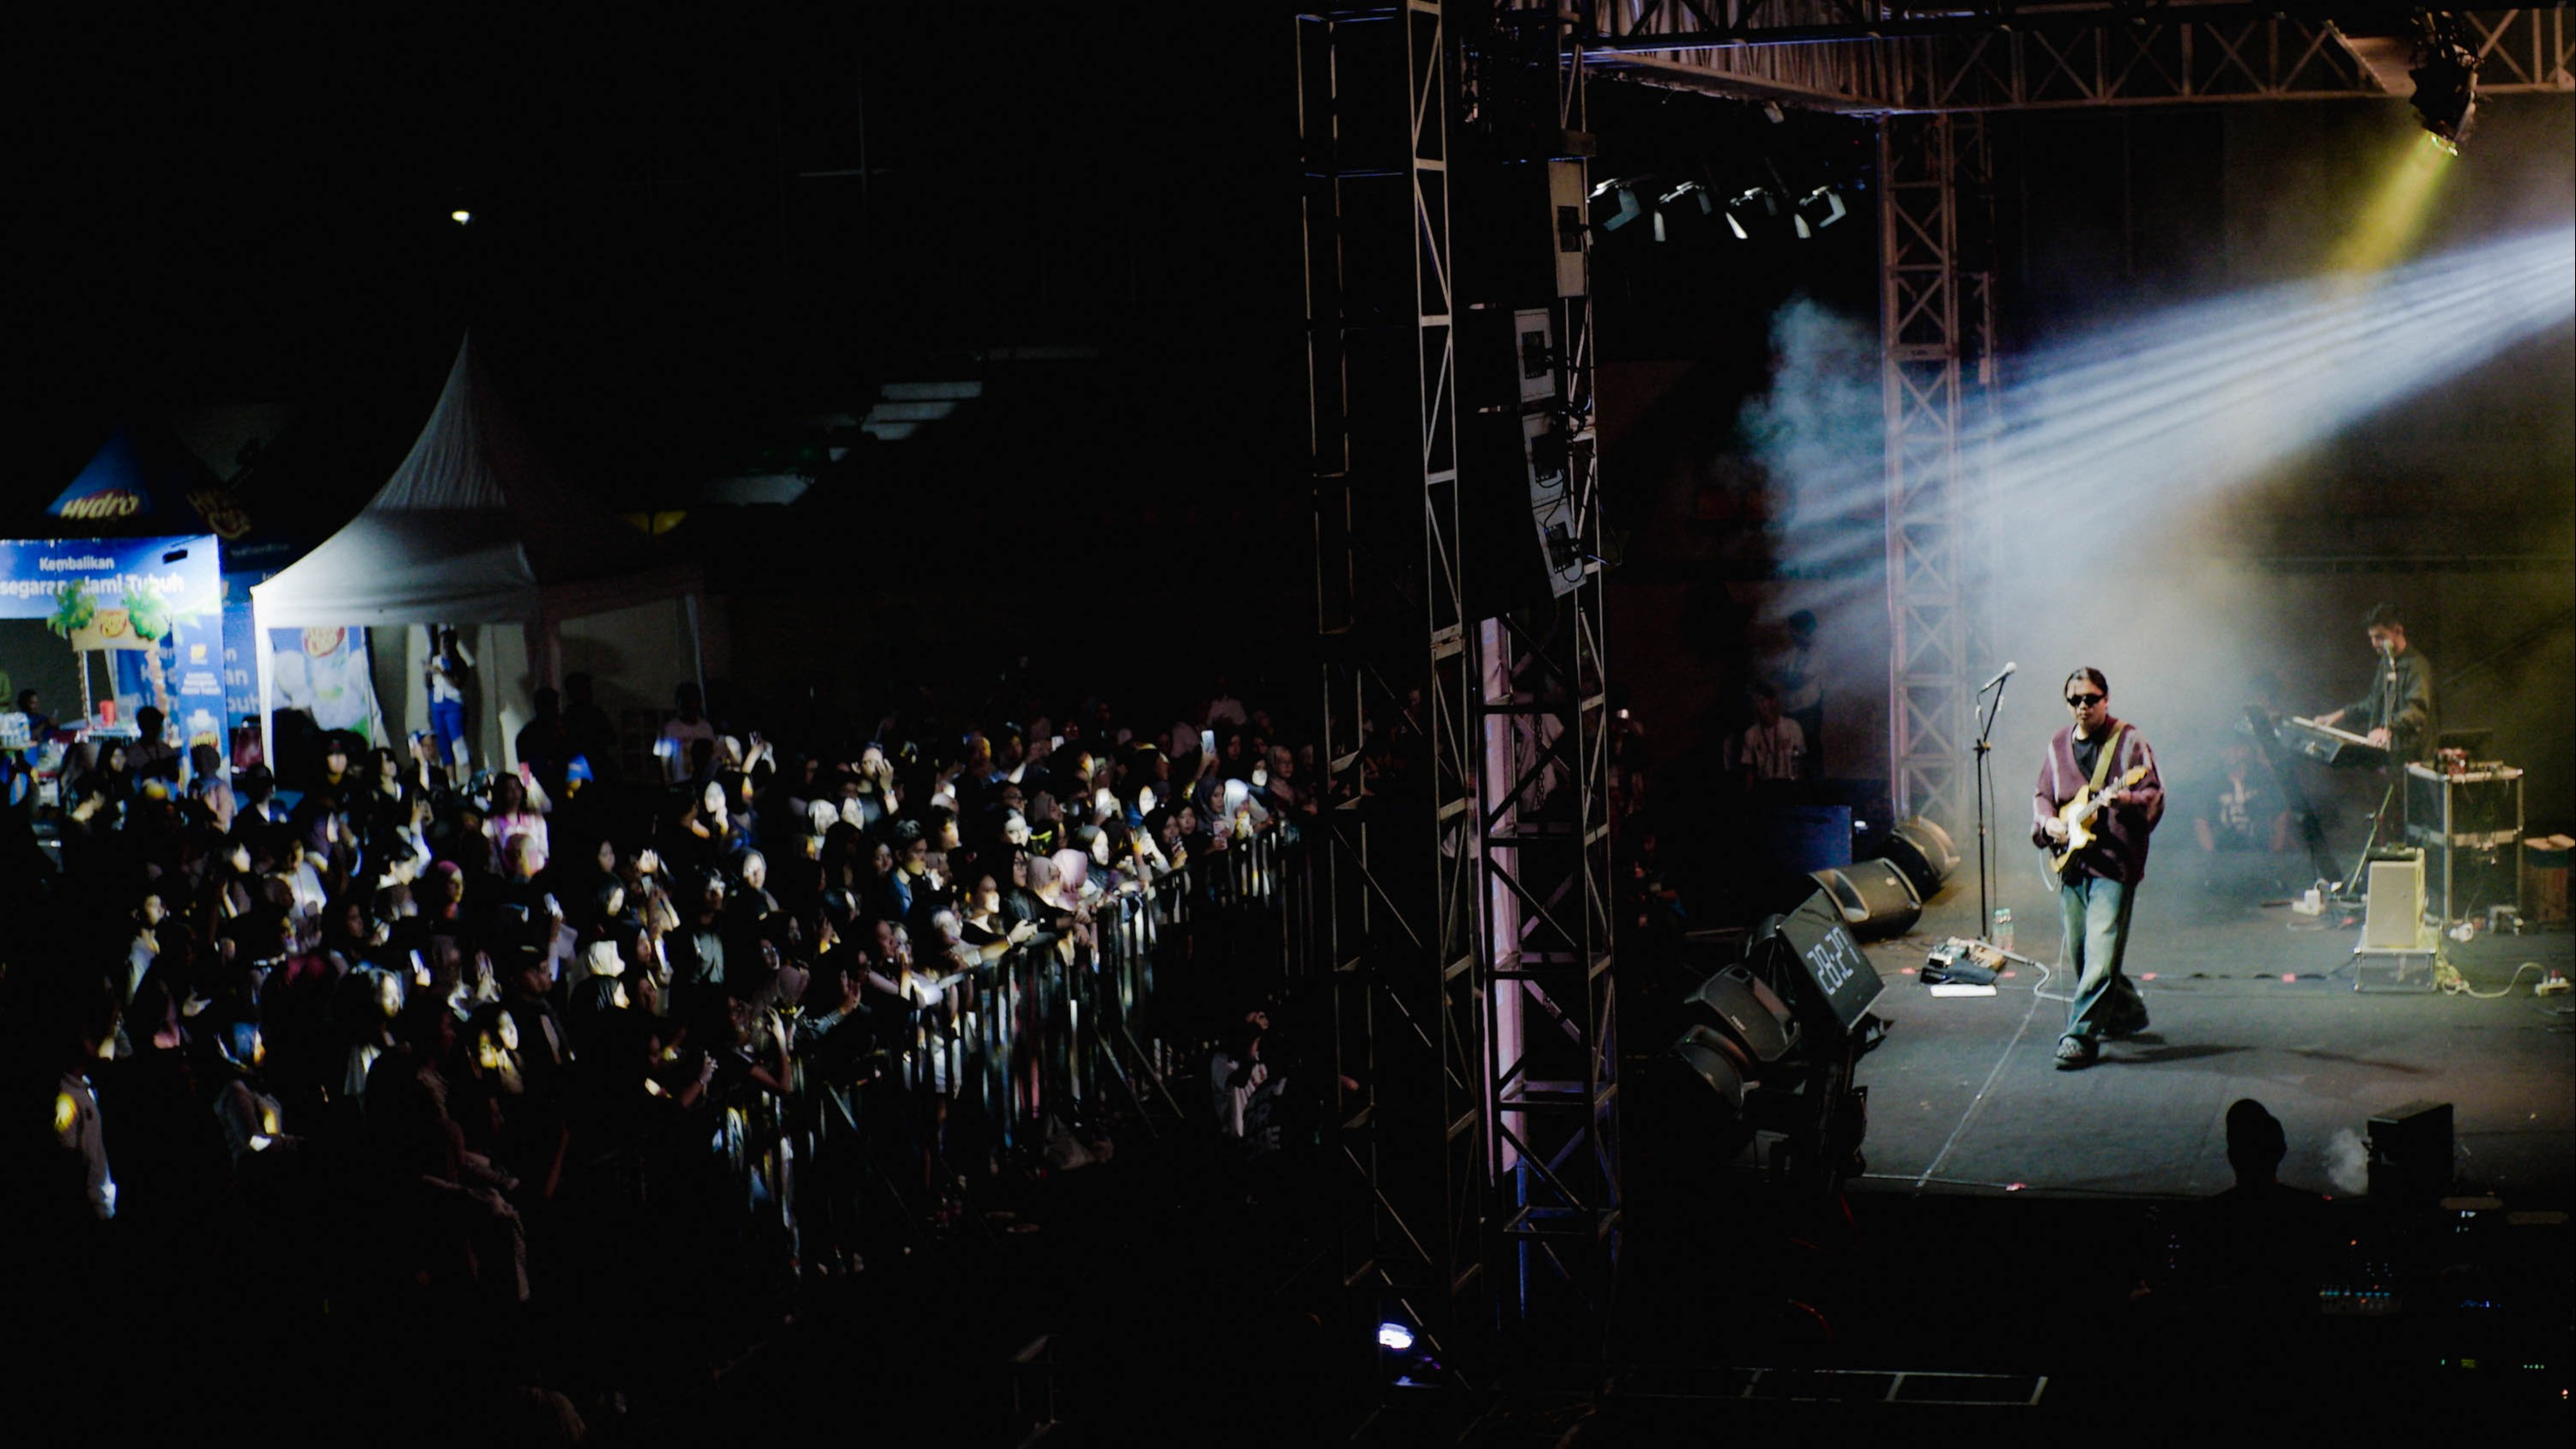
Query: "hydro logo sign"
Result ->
[[55, 488, 145, 522]]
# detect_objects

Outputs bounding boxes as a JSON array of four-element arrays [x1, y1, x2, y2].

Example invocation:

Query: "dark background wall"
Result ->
[[13, 8, 1318, 723]]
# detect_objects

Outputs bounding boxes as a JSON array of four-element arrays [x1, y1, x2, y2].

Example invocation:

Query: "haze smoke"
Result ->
[[2323, 1125, 2372, 1197]]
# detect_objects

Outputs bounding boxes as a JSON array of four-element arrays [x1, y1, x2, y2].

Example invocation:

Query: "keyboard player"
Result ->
[[2314, 603, 2435, 763]]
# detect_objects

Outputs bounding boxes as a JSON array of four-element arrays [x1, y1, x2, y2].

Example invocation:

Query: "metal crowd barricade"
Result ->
[[870, 832, 1318, 1165]]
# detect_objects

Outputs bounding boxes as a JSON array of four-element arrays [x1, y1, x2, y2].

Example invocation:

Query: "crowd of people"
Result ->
[[0, 665, 1341, 1431]]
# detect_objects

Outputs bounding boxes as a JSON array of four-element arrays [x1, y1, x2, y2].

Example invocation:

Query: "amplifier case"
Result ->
[[2404, 763, 2521, 848], [2403, 764, 2524, 923], [2422, 840, 2522, 923]]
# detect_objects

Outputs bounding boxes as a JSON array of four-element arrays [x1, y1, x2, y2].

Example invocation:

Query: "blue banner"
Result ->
[[1, 535, 227, 752]]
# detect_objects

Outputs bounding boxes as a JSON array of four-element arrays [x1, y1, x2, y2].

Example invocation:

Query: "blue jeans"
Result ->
[[430, 699, 469, 769], [2058, 873, 2145, 1044]]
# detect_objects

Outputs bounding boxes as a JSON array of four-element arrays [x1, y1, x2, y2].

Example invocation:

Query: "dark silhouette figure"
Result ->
[[2191, 1099, 2331, 1395]]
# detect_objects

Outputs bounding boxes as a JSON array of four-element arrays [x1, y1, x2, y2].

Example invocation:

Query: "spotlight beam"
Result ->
[[1759, 228, 2576, 591], [1979, 230, 2573, 521]]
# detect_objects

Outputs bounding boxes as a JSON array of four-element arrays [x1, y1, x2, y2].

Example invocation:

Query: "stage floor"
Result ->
[[1844, 851, 2576, 1207]]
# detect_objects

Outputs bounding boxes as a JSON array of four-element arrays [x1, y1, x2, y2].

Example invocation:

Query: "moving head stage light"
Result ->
[[1664, 887, 1889, 1191], [2409, 13, 2481, 153]]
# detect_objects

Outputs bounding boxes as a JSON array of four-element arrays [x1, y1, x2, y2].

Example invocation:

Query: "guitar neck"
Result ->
[[2051, 767, 2145, 870], [2077, 766, 2145, 819]]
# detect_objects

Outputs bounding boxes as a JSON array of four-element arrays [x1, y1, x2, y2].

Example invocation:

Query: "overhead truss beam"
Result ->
[[1530, 4, 2573, 112]]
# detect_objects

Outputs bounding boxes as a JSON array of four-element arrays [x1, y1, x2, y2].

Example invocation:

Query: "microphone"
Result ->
[[1977, 661, 2018, 694]]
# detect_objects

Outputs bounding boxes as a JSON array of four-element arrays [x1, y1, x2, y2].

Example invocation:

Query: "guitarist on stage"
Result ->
[[2033, 668, 2165, 1070]]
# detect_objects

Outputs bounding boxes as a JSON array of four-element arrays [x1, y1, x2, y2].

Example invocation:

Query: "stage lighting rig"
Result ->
[[1374, 1310, 1444, 1387], [1662, 890, 1889, 1193], [1729, 160, 1841, 243], [1588, 176, 1651, 234], [1724, 187, 1784, 241], [2408, 13, 2480, 154], [1654, 179, 1717, 242], [1793, 185, 1847, 239]]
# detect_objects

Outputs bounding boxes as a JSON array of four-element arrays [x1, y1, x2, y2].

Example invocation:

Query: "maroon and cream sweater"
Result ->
[[2031, 718, 2165, 884]]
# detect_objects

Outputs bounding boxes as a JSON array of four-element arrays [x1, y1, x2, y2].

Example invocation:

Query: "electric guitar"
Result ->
[[2048, 765, 2148, 874]]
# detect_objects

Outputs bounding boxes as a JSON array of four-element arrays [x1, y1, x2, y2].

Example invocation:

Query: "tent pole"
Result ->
[[253, 601, 276, 773], [686, 590, 706, 708]]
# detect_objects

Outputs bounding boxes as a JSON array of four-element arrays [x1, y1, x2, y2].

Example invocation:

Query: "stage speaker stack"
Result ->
[[1459, 284, 1591, 615]]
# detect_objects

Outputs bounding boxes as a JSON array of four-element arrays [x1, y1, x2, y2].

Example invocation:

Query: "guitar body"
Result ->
[[2048, 765, 2149, 875], [2051, 785, 2106, 870]]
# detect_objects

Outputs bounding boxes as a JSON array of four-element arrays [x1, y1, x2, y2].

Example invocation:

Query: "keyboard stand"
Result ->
[[2336, 776, 2399, 903]]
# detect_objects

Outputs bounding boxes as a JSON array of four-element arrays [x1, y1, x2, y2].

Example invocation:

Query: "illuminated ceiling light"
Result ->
[[450, 209, 472, 225], [1793, 185, 1848, 239], [2408, 16, 2480, 154]]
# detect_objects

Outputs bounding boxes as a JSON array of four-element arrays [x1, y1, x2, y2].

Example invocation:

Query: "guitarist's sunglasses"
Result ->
[[2064, 692, 2105, 706]]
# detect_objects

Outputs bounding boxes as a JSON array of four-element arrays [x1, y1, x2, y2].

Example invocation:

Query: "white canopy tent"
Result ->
[[252, 336, 704, 767]]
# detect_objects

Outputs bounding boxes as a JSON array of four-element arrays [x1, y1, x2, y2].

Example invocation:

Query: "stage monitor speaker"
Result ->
[[1809, 858, 1922, 941], [2367, 1100, 2453, 1205], [1767, 887, 1888, 1034], [2361, 851, 2429, 951], [1877, 815, 1960, 903], [1682, 967, 1796, 1064]]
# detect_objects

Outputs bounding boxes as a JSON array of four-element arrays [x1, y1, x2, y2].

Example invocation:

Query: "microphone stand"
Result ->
[[2375, 642, 2405, 855], [1973, 670, 2013, 943], [2337, 646, 2404, 901]]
